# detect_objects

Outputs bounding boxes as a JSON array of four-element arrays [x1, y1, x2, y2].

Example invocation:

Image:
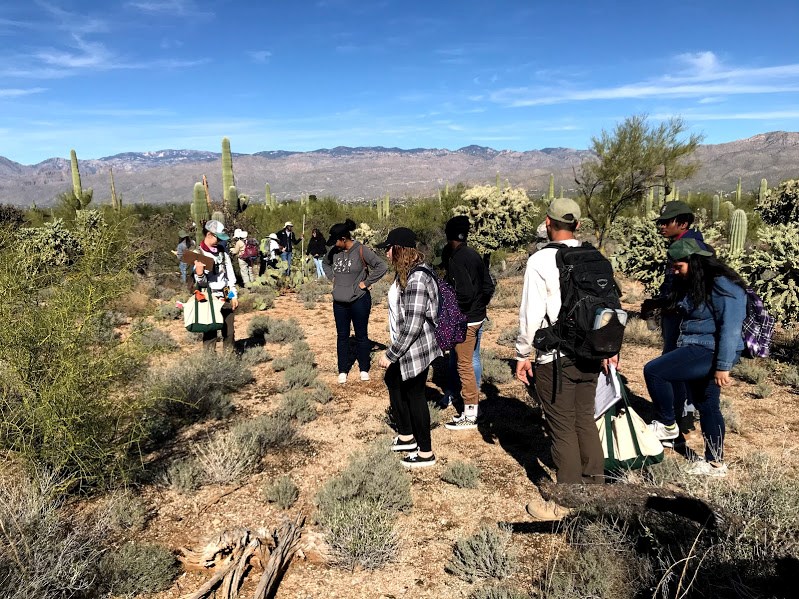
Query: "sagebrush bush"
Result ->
[[162, 457, 204, 494], [248, 316, 306, 343], [324, 497, 399, 572], [490, 279, 523, 309], [307, 380, 333, 404], [194, 425, 263, 484], [271, 354, 293, 372], [282, 363, 318, 390], [732, 358, 768, 384], [720, 397, 742, 434], [155, 303, 182, 321], [99, 542, 179, 595], [263, 475, 299, 509], [482, 350, 514, 385], [241, 346, 272, 366], [779, 365, 799, 390], [621, 316, 661, 348], [131, 319, 179, 352], [441, 461, 481, 489], [106, 490, 149, 533], [297, 280, 328, 306], [469, 583, 530, 599], [752, 381, 773, 399], [316, 442, 412, 526], [496, 326, 519, 348], [236, 414, 297, 450], [279, 391, 318, 423], [446, 523, 517, 583]]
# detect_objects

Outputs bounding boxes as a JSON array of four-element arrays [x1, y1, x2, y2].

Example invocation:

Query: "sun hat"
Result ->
[[376, 227, 418, 249], [233, 228, 243, 238], [178, 229, 189, 238], [204, 220, 229, 241], [285, 221, 294, 227], [655, 201, 693, 222], [546, 198, 581, 224], [667, 238, 713, 261], [269, 233, 278, 240]]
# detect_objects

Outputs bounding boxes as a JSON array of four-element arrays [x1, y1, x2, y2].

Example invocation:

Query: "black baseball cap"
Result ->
[[376, 227, 418, 249]]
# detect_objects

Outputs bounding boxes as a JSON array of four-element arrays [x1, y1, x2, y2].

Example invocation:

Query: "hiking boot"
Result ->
[[390, 435, 417, 452], [401, 452, 436, 468], [337, 373, 347, 384], [648, 420, 679, 441], [525, 497, 571, 521], [685, 460, 728, 477], [360, 371, 370, 381], [444, 415, 477, 430]]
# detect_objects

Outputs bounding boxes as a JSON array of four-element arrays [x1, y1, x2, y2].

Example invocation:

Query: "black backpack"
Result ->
[[533, 242, 625, 361]]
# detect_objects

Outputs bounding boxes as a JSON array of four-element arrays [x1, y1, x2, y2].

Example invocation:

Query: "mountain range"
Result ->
[[1, 131, 797, 207]]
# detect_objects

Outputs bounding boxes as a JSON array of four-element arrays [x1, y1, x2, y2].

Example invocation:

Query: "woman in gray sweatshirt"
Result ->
[[323, 219, 388, 384]]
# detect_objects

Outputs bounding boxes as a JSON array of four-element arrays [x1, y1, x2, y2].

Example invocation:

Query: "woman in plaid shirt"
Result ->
[[377, 227, 442, 468]]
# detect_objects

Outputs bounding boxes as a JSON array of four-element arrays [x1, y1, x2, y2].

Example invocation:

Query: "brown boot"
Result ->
[[525, 497, 571, 521]]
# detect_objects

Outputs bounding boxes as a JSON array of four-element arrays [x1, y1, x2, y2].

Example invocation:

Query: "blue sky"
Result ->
[[1, 0, 798, 164]]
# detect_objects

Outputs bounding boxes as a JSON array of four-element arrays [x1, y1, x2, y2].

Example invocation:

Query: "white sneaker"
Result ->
[[685, 460, 728, 477], [338, 373, 347, 384], [648, 420, 679, 441], [360, 371, 370, 381]]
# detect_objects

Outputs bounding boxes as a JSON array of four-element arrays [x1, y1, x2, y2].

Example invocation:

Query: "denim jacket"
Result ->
[[676, 275, 746, 371]]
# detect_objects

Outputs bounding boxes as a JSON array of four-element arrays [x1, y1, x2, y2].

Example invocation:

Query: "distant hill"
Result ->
[[1, 132, 797, 206]]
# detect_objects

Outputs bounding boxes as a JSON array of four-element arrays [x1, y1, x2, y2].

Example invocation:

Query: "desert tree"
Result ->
[[575, 115, 703, 250]]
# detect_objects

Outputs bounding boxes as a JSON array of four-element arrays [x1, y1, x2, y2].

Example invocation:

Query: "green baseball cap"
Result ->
[[667, 238, 713, 261], [546, 198, 581, 224], [655, 200, 693, 222]]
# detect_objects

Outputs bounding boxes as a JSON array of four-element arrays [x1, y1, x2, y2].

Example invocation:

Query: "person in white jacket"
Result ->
[[231, 229, 253, 287], [194, 220, 238, 351]]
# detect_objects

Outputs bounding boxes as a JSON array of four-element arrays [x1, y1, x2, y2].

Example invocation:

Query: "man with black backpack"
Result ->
[[515, 199, 623, 520]]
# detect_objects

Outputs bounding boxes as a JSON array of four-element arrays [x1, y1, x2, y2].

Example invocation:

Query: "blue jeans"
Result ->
[[644, 344, 736, 462], [281, 251, 292, 274], [445, 324, 483, 401], [313, 257, 325, 278], [179, 261, 188, 283], [333, 292, 372, 374]]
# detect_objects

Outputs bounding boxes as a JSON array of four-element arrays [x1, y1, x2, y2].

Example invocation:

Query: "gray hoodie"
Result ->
[[323, 240, 388, 303]]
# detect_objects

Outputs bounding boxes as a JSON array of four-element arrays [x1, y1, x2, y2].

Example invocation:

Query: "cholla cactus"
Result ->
[[352, 222, 381, 248], [17, 219, 82, 274], [75, 209, 106, 250], [756, 178, 799, 225], [452, 185, 539, 257], [612, 216, 668, 295], [740, 223, 799, 323]]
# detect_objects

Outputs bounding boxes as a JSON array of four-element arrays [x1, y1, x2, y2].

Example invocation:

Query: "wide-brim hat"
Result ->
[[376, 227, 417, 249], [285, 221, 294, 227]]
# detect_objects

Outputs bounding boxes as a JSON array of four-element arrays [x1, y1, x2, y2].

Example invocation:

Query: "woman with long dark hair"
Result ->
[[643, 238, 747, 476], [322, 219, 388, 384], [377, 227, 442, 468], [307, 227, 327, 279]]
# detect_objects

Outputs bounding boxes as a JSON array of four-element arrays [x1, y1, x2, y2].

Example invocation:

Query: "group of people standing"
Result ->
[[185, 197, 748, 514]]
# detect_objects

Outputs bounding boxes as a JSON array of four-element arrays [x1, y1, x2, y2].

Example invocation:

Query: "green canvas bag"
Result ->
[[183, 293, 224, 333]]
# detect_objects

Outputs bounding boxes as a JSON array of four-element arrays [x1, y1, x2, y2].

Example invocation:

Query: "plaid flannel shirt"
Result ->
[[386, 267, 442, 380]]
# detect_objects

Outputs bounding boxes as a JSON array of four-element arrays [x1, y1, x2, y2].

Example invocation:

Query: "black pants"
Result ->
[[385, 363, 431, 452], [333, 292, 372, 373]]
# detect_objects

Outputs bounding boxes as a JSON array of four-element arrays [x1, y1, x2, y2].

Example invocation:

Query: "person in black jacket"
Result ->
[[307, 228, 327, 279], [441, 215, 495, 430], [276, 221, 302, 275]]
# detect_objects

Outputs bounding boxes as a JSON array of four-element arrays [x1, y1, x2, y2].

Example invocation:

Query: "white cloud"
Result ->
[[126, 0, 213, 17], [247, 50, 272, 64], [0, 87, 46, 98], [655, 110, 799, 121]]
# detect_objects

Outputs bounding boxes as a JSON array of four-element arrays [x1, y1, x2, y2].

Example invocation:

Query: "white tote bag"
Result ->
[[183, 293, 224, 333]]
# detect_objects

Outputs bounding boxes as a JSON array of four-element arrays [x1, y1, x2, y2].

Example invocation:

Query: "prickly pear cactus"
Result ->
[[756, 178, 799, 225], [452, 184, 539, 257], [740, 223, 799, 324], [612, 216, 668, 295]]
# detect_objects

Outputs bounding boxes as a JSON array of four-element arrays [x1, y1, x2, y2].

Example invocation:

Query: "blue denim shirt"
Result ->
[[676, 276, 746, 371]]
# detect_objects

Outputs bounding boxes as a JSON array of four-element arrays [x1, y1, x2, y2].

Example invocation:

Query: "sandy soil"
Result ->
[[137, 274, 799, 599]]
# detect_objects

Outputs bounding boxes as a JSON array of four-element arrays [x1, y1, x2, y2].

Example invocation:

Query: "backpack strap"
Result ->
[[410, 266, 441, 317]]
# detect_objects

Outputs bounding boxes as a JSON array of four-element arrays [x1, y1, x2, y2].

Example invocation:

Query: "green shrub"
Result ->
[[779, 365, 799, 390], [469, 583, 530, 599], [622, 316, 661, 348], [194, 424, 263, 484], [482, 350, 514, 385], [99, 542, 179, 595], [247, 316, 306, 342], [271, 355, 293, 372], [720, 397, 742, 434], [263, 475, 299, 509], [752, 381, 773, 399], [741, 223, 799, 324], [496, 327, 519, 348], [297, 280, 328, 306], [445, 523, 517, 583], [611, 216, 668, 295], [130, 319, 179, 352], [732, 358, 768, 384], [155, 303, 182, 321], [324, 497, 399, 571], [236, 414, 297, 450], [106, 490, 149, 533], [162, 457, 204, 494], [441, 461, 481, 489], [282, 363, 318, 390], [307, 381, 333, 404], [316, 442, 412, 526], [279, 391, 317, 423], [241, 346, 272, 366]]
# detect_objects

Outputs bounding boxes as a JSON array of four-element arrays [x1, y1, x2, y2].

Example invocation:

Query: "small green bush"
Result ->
[[279, 391, 317, 423], [752, 381, 773, 399], [241, 346, 272, 366], [482, 350, 514, 385], [155, 303, 182, 321], [732, 358, 768, 384], [445, 523, 517, 583], [162, 457, 204, 494], [195, 424, 263, 484], [271, 355, 293, 372], [297, 281, 328, 306], [496, 327, 519, 348], [307, 381, 333, 404], [779, 365, 799, 390], [131, 319, 179, 352], [441, 461, 481, 489], [469, 583, 530, 599], [316, 442, 412, 526], [99, 542, 179, 595], [236, 413, 297, 450], [106, 490, 149, 533], [720, 397, 742, 434], [324, 497, 399, 571], [263, 475, 299, 509], [282, 363, 318, 390], [248, 316, 306, 342]]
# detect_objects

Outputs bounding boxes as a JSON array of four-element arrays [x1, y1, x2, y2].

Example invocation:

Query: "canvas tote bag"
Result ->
[[184, 292, 224, 333], [597, 373, 664, 474]]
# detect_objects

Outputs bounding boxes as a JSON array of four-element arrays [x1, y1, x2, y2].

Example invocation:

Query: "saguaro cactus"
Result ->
[[548, 173, 555, 201], [71, 149, 82, 200], [191, 182, 210, 242], [759, 178, 768, 202], [265, 183, 276, 211], [712, 194, 720, 222], [729, 208, 747, 254], [109, 167, 121, 212], [736, 177, 742, 203], [222, 137, 234, 205], [645, 188, 653, 214], [67, 149, 93, 210]]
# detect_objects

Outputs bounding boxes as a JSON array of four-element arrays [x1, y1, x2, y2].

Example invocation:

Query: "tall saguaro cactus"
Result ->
[[759, 178, 768, 202], [729, 208, 747, 254], [645, 188, 653, 214], [71, 149, 82, 200], [736, 177, 742, 203], [222, 137, 234, 204], [191, 182, 210, 243], [109, 167, 121, 211], [712, 194, 720, 222], [265, 183, 276, 211], [66, 149, 93, 210], [548, 173, 555, 201]]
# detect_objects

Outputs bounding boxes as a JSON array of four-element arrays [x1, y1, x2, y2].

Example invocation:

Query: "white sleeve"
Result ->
[[516, 256, 548, 360]]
